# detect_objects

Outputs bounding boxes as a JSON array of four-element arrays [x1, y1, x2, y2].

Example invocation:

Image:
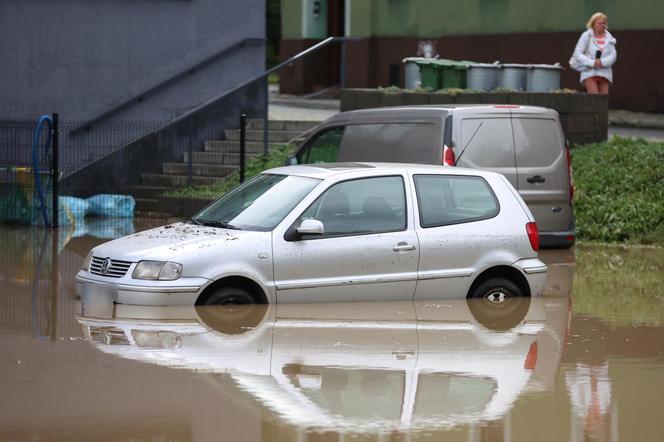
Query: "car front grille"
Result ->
[[90, 256, 132, 278]]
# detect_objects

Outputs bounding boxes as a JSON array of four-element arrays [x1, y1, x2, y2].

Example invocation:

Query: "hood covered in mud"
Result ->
[[90, 222, 252, 261]]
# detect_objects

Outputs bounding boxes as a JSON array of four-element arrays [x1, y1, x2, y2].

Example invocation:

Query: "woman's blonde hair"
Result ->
[[586, 12, 608, 29]]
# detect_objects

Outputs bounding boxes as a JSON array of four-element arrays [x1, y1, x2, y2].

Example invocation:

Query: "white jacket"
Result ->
[[573, 29, 617, 83]]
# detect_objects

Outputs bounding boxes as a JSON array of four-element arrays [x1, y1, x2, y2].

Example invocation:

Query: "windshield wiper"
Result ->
[[187, 217, 202, 225], [199, 220, 241, 230]]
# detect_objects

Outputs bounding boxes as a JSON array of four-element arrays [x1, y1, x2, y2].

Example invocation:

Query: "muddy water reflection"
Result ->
[[1, 223, 664, 441]]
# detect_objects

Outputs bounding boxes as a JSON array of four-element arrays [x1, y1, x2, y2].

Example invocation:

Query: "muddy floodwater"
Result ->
[[1, 221, 663, 441]]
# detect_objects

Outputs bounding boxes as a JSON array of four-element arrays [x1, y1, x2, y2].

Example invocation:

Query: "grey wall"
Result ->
[[0, 0, 265, 121]]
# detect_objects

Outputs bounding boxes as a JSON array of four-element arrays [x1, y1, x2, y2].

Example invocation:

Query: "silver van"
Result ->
[[289, 105, 575, 248]]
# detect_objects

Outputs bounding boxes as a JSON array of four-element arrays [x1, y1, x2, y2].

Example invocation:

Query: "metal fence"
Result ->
[[0, 115, 250, 226]]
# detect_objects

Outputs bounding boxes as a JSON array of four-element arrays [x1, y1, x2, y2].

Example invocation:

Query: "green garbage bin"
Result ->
[[414, 59, 441, 89], [437, 59, 472, 89], [415, 59, 472, 90]]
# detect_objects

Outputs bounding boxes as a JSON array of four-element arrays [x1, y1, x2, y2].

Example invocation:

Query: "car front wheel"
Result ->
[[199, 286, 255, 305]]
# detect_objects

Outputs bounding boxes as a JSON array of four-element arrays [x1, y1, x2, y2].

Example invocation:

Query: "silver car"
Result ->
[[76, 163, 547, 306]]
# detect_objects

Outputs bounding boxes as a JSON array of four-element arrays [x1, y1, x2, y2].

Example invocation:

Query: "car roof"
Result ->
[[323, 104, 556, 125], [265, 162, 501, 180]]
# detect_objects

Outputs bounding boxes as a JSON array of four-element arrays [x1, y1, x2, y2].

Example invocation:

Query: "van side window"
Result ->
[[299, 176, 406, 237], [512, 118, 563, 167], [297, 127, 345, 164], [459, 118, 514, 167], [414, 175, 499, 228]]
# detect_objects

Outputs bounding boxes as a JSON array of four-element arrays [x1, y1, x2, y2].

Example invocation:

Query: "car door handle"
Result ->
[[393, 242, 416, 252], [392, 350, 415, 360], [527, 175, 546, 184]]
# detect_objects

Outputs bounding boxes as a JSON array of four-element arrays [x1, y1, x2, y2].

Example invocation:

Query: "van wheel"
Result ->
[[469, 278, 523, 303], [200, 286, 255, 305]]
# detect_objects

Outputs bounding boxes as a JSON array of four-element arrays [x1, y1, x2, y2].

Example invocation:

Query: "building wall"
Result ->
[[280, 0, 664, 112], [0, 0, 265, 121]]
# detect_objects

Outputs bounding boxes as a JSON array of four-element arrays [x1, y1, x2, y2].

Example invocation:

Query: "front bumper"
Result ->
[[76, 271, 210, 306]]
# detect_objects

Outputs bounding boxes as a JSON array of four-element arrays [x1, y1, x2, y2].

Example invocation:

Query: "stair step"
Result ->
[[204, 140, 265, 153], [124, 185, 170, 199], [246, 119, 321, 132], [223, 129, 302, 142], [162, 162, 236, 177], [134, 197, 161, 213], [183, 151, 260, 165], [141, 173, 220, 187]]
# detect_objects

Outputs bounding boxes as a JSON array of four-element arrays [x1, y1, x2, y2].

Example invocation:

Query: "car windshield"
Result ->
[[192, 173, 320, 231]]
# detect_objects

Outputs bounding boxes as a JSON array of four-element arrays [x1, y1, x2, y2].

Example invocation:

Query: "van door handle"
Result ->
[[393, 242, 416, 252], [527, 175, 546, 184]]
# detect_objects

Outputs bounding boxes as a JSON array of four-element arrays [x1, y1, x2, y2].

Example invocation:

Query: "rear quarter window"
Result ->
[[414, 175, 499, 228], [511, 118, 563, 167]]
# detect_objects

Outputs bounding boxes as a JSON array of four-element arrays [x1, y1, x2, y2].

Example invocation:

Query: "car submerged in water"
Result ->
[[76, 163, 547, 306]]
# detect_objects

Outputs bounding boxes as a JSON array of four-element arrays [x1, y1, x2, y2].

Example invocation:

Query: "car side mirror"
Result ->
[[296, 219, 324, 235], [286, 155, 298, 166]]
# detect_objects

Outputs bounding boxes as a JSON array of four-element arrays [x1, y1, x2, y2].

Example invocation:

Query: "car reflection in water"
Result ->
[[77, 291, 570, 434]]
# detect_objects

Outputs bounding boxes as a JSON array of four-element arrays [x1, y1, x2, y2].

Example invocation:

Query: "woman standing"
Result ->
[[572, 13, 617, 94]]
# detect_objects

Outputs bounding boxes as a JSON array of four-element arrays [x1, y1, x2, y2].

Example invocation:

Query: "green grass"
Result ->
[[571, 136, 664, 245], [166, 143, 295, 199], [572, 244, 664, 327]]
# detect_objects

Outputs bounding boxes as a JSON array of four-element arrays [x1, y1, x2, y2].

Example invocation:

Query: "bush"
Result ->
[[571, 136, 664, 244], [167, 143, 296, 199]]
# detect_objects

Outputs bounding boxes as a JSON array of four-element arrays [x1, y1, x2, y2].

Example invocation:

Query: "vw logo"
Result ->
[[100, 258, 112, 275]]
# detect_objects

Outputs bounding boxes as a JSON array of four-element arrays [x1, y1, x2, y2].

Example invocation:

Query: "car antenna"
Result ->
[[454, 122, 483, 166]]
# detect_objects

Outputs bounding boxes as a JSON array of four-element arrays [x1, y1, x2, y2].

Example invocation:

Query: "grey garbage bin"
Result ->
[[467, 62, 501, 90], [500, 63, 528, 91], [527, 63, 562, 92], [403, 57, 427, 89]]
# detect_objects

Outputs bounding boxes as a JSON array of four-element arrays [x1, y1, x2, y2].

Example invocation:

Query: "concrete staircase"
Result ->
[[128, 119, 320, 216]]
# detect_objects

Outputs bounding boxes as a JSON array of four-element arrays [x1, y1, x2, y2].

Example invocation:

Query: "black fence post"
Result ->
[[187, 122, 193, 187], [239, 113, 246, 183], [51, 113, 59, 229], [263, 77, 269, 155]]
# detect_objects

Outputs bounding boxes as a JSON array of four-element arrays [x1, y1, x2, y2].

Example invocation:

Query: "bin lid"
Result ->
[[402, 57, 434, 63], [468, 62, 501, 69], [502, 63, 529, 68], [529, 63, 562, 70]]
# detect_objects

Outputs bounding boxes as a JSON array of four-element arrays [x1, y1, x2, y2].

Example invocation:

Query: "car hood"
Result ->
[[91, 222, 252, 261]]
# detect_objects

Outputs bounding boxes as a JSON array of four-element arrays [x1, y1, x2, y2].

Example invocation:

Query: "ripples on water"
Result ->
[[1, 223, 663, 441]]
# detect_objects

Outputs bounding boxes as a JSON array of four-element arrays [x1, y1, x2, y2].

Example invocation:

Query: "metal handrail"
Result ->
[[172, 36, 359, 153], [71, 37, 265, 133]]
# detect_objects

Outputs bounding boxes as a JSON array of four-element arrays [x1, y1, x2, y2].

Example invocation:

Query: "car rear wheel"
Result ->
[[470, 277, 523, 303]]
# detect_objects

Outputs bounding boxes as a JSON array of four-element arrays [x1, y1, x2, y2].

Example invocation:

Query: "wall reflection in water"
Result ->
[[76, 296, 570, 435]]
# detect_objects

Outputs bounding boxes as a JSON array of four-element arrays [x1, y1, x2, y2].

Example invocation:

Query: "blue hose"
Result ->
[[32, 115, 53, 226]]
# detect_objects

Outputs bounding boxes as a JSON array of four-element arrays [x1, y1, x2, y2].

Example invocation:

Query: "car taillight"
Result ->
[[443, 145, 455, 166], [524, 341, 538, 370], [526, 222, 540, 251], [566, 140, 574, 202]]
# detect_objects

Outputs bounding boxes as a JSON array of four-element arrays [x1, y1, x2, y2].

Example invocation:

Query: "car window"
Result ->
[[512, 118, 563, 167], [458, 118, 514, 167], [414, 175, 499, 228], [297, 127, 345, 164], [340, 122, 441, 163], [299, 175, 406, 237], [193, 174, 320, 231], [283, 365, 405, 419], [413, 373, 496, 418]]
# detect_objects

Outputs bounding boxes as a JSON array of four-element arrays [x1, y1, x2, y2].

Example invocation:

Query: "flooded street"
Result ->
[[1, 221, 663, 441]]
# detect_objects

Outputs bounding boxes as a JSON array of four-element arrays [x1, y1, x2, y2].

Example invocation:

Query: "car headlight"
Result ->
[[82, 251, 93, 272], [132, 261, 183, 281]]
